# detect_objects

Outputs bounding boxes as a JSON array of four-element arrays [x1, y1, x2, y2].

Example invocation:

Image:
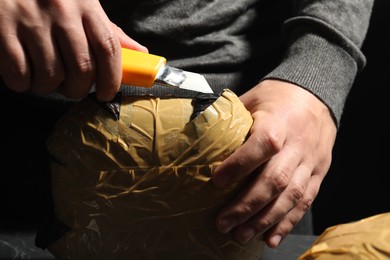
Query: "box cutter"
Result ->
[[116, 48, 213, 94]]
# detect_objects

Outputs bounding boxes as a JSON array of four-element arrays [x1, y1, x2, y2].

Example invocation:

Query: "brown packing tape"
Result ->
[[299, 212, 390, 260], [46, 89, 264, 259]]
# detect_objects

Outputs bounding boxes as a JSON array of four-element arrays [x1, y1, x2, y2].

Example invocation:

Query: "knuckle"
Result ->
[[258, 215, 274, 230], [239, 200, 258, 216], [258, 126, 284, 155], [289, 183, 305, 204], [51, 66, 65, 81], [300, 198, 313, 212], [272, 168, 290, 192], [74, 55, 94, 75], [5, 61, 29, 79], [50, 0, 67, 10], [46, 0, 73, 19], [98, 35, 120, 58], [232, 197, 263, 223], [43, 67, 65, 84], [321, 152, 333, 169], [273, 220, 294, 239], [230, 156, 249, 170]]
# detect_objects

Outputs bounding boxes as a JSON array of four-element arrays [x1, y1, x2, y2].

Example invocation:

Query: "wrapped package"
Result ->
[[45, 89, 265, 259], [299, 212, 390, 259]]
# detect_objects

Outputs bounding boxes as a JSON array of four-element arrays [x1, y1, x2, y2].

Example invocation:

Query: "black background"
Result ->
[[1, 0, 389, 236], [312, 0, 390, 234]]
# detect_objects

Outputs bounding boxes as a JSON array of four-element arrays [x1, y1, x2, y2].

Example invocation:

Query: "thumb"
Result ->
[[112, 23, 148, 53]]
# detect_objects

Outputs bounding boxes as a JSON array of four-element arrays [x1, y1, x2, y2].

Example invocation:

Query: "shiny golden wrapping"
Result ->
[[299, 212, 390, 260], [46, 89, 264, 259]]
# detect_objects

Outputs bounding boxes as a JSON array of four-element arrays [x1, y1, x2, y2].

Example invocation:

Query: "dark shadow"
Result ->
[[312, 0, 390, 235]]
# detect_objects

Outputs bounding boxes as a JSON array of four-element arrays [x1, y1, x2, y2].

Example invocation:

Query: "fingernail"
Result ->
[[239, 227, 256, 244], [218, 218, 236, 233], [270, 235, 282, 247]]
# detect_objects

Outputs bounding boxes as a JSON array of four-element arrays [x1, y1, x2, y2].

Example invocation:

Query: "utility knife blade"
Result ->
[[120, 48, 214, 94]]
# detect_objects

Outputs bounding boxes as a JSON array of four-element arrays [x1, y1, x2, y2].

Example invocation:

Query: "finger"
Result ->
[[215, 144, 301, 235], [54, 19, 96, 99], [0, 34, 31, 92], [0, 1, 30, 91], [19, 24, 64, 95], [233, 162, 312, 245], [263, 171, 321, 248], [112, 23, 148, 53], [212, 118, 285, 188], [83, 11, 121, 102]]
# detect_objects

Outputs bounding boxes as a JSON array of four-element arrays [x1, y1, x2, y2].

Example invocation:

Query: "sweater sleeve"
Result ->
[[263, 0, 374, 126]]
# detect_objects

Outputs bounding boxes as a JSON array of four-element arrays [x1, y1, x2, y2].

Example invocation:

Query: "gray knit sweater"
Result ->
[[0, 1, 373, 126], [101, 0, 374, 126]]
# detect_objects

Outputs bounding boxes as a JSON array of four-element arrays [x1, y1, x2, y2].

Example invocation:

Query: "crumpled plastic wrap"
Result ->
[[46, 89, 265, 259], [299, 212, 390, 260]]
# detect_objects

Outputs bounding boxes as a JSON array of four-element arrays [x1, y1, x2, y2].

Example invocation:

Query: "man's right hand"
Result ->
[[0, 0, 147, 102]]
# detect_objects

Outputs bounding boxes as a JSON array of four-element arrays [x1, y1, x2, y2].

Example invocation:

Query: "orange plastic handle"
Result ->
[[121, 48, 166, 87]]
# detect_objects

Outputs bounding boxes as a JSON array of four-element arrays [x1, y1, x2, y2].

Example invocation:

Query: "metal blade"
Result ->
[[178, 71, 213, 93], [155, 65, 213, 94], [90, 65, 213, 94]]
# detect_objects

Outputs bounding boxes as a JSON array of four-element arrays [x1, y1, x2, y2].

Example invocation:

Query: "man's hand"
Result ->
[[0, 0, 147, 101], [212, 79, 337, 248]]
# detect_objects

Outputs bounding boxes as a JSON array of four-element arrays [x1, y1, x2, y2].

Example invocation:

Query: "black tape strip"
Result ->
[[94, 84, 222, 121], [119, 83, 211, 98]]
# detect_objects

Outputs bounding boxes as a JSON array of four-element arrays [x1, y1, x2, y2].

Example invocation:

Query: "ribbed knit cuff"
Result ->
[[263, 32, 359, 126]]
